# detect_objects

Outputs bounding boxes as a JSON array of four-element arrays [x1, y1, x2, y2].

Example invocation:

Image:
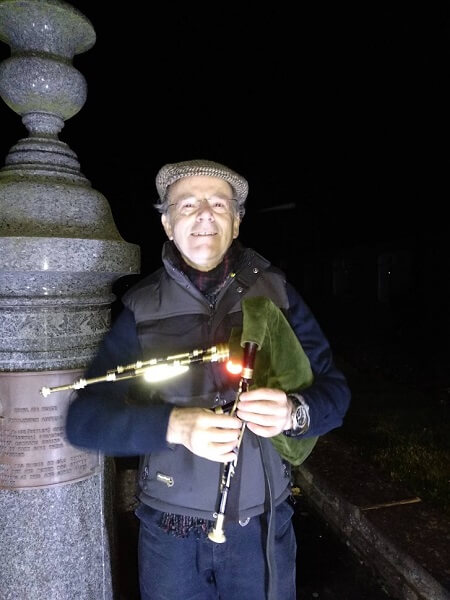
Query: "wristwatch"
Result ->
[[285, 394, 310, 436]]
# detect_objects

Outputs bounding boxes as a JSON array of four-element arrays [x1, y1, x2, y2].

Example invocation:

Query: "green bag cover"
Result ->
[[228, 296, 318, 466]]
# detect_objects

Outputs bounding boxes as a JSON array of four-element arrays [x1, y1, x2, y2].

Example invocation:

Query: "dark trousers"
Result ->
[[136, 500, 296, 600]]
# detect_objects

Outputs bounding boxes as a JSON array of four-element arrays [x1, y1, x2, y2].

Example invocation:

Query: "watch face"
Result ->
[[294, 405, 307, 430]]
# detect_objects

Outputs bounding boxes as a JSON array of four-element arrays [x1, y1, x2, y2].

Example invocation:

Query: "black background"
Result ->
[[0, 4, 448, 369]]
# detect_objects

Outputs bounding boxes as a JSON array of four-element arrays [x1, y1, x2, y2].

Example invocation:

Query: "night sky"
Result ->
[[0, 4, 448, 320]]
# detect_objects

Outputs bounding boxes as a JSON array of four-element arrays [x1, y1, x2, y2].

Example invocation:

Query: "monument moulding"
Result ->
[[0, 1, 139, 598]]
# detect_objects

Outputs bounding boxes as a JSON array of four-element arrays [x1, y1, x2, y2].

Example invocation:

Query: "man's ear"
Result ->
[[232, 215, 240, 239], [161, 214, 173, 240]]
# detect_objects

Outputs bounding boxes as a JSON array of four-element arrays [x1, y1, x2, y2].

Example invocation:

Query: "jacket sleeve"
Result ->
[[65, 306, 173, 456], [286, 283, 351, 437]]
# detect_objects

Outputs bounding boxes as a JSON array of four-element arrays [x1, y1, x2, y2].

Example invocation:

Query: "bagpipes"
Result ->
[[40, 296, 318, 542], [40, 344, 231, 397]]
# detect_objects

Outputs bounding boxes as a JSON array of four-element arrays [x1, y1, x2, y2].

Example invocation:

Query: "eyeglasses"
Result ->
[[168, 196, 236, 216]]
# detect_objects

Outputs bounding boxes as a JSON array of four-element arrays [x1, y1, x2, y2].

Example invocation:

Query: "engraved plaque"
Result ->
[[0, 370, 100, 489]]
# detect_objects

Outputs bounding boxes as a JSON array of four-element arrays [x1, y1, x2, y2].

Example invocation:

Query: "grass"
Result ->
[[334, 363, 450, 516]]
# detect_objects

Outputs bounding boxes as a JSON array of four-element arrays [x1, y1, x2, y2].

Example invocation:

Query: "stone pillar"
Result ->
[[0, 2, 140, 599]]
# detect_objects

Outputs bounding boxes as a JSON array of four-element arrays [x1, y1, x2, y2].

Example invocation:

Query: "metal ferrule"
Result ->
[[242, 367, 254, 380]]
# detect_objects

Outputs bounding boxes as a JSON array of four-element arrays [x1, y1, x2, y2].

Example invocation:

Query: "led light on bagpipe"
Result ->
[[143, 364, 189, 383], [226, 360, 243, 375]]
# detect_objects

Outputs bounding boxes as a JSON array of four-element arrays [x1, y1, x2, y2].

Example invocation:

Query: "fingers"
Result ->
[[200, 412, 242, 430], [237, 400, 287, 418], [237, 406, 284, 425], [239, 388, 287, 405], [245, 422, 282, 438], [203, 426, 241, 443], [166, 407, 242, 462], [191, 431, 240, 463], [237, 388, 291, 437], [166, 392, 291, 457], [203, 440, 239, 463], [237, 388, 289, 418], [191, 421, 241, 462]]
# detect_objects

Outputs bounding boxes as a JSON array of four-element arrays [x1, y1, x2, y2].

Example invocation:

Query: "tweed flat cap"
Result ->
[[156, 160, 249, 208]]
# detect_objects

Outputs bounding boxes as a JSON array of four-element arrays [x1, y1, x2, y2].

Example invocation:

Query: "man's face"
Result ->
[[161, 175, 240, 271]]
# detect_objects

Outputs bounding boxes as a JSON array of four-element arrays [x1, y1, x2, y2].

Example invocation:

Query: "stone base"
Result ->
[[0, 473, 112, 600]]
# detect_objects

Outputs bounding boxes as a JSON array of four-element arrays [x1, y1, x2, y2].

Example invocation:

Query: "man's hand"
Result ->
[[166, 407, 242, 462], [237, 388, 293, 437]]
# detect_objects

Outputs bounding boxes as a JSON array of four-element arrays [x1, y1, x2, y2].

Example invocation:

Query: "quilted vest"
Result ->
[[122, 244, 293, 521]]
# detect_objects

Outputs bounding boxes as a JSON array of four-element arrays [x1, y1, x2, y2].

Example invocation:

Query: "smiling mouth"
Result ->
[[191, 232, 217, 237]]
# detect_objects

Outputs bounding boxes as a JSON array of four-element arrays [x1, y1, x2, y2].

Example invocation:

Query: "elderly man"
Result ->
[[66, 159, 350, 600]]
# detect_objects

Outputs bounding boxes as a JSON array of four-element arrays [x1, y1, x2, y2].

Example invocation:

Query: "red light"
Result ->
[[226, 360, 242, 375]]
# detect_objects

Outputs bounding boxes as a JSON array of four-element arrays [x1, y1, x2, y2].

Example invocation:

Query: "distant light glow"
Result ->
[[143, 364, 189, 383], [226, 360, 242, 375]]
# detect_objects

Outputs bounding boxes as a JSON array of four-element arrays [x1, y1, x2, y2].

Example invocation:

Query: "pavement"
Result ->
[[294, 434, 450, 600]]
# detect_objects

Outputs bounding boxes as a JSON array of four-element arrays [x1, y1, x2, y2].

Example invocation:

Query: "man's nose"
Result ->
[[196, 198, 214, 218]]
